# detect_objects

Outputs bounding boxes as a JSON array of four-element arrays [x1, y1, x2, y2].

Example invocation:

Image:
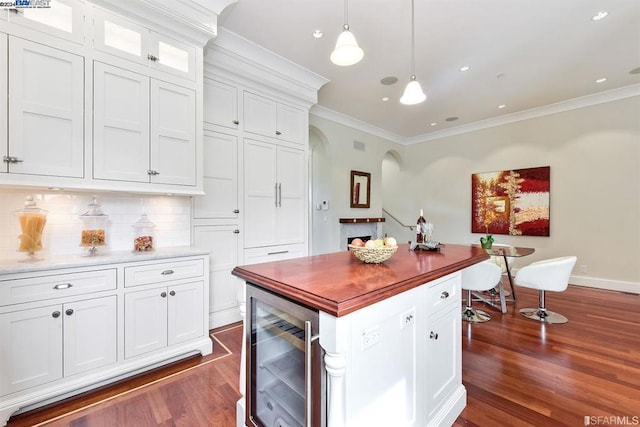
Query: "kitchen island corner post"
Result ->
[[319, 312, 348, 427]]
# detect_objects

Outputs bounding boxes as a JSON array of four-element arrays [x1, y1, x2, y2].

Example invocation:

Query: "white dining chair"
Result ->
[[461, 261, 503, 322], [515, 256, 577, 323]]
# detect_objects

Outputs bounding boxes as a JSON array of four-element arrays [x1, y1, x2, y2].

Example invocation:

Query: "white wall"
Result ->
[[308, 116, 402, 253], [0, 189, 191, 260], [311, 96, 640, 291]]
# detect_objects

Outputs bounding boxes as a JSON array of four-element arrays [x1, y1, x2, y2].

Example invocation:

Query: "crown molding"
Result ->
[[205, 27, 329, 108], [92, 0, 236, 46], [406, 83, 640, 144], [310, 105, 405, 145], [311, 84, 640, 146]]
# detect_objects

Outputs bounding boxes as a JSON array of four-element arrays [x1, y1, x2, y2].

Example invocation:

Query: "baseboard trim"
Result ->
[[569, 275, 640, 294]]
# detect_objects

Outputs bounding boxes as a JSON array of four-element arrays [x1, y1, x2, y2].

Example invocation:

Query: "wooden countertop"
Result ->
[[232, 243, 489, 317]]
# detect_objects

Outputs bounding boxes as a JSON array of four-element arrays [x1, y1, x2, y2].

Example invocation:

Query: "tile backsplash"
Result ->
[[0, 189, 192, 260]]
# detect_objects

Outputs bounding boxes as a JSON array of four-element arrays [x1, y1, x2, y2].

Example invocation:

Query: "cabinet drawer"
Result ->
[[0, 269, 117, 306], [244, 244, 307, 265], [426, 273, 460, 315], [124, 258, 204, 287]]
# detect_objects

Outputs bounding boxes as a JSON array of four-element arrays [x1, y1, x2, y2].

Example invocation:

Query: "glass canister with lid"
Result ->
[[132, 213, 156, 252], [79, 195, 108, 256], [13, 195, 48, 261]]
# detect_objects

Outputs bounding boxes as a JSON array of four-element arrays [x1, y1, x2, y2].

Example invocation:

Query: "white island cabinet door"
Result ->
[[63, 296, 117, 377], [167, 281, 204, 346], [93, 62, 150, 183], [8, 37, 84, 178], [0, 305, 63, 395], [150, 80, 196, 186], [124, 287, 168, 359]]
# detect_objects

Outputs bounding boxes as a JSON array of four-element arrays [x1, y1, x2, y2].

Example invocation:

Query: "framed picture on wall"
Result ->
[[472, 166, 550, 236], [350, 170, 370, 208]]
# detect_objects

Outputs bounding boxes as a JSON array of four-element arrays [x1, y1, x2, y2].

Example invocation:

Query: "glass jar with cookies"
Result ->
[[80, 195, 108, 256]]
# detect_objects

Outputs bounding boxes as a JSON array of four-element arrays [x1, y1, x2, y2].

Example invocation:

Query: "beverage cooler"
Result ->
[[245, 284, 325, 427]]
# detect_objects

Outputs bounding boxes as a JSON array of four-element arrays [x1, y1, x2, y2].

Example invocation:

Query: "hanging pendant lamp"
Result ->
[[400, 0, 426, 105], [330, 0, 364, 66]]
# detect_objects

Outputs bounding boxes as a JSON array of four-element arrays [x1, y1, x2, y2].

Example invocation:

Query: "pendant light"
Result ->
[[400, 0, 426, 105], [330, 0, 364, 66]]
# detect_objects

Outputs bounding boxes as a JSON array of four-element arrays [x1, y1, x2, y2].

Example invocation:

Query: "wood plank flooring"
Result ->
[[7, 284, 640, 426]]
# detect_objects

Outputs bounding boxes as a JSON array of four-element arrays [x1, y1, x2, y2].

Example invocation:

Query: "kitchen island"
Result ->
[[232, 243, 488, 427]]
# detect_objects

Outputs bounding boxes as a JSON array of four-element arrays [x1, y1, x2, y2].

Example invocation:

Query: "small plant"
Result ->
[[480, 234, 494, 249]]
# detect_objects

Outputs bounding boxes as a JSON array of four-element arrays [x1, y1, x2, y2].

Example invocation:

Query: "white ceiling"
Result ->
[[216, 0, 640, 140]]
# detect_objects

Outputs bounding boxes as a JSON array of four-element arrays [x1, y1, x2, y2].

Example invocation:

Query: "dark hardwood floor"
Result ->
[[8, 284, 640, 426]]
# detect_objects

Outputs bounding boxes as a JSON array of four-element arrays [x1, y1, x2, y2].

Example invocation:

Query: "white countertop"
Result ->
[[0, 246, 210, 275]]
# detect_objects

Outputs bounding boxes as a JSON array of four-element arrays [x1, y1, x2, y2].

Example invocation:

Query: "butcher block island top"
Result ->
[[232, 243, 489, 317]]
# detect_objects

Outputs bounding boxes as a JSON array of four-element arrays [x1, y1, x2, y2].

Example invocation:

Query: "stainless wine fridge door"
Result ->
[[246, 283, 324, 427]]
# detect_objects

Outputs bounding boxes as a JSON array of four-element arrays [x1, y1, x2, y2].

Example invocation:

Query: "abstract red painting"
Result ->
[[472, 166, 550, 236]]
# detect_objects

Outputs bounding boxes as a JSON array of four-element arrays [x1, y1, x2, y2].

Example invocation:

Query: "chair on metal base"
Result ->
[[515, 256, 577, 324], [461, 261, 502, 323]]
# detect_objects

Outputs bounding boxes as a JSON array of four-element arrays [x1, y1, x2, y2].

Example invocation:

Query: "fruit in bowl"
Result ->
[[349, 237, 398, 263]]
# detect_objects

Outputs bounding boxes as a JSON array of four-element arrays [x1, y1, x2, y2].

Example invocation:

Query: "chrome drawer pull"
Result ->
[[267, 250, 289, 255], [430, 331, 439, 340], [65, 309, 74, 316], [52, 311, 61, 318], [440, 291, 450, 299], [53, 283, 73, 290], [161, 270, 174, 275]]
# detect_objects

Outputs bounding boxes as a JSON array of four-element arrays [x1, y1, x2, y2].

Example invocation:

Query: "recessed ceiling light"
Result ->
[[312, 30, 323, 39], [459, 66, 470, 72], [595, 77, 607, 83], [498, 104, 506, 109], [380, 76, 398, 85], [591, 10, 608, 21], [382, 96, 389, 102], [430, 122, 437, 126]]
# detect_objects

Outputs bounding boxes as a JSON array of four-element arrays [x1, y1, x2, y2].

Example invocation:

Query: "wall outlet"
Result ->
[[580, 264, 587, 273], [400, 309, 415, 329], [362, 326, 380, 350]]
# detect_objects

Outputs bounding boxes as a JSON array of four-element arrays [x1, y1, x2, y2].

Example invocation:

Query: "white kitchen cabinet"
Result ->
[[93, 7, 196, 80], [4, 36, 84, 177], [203, 78, 239, 130], [244, 138, 306, 249], [124, 280, 204, 359], [243, 91, 306, 144], [93, 61, 196, 186], [7, 0, 85, 44], [193, 225, 243, 328], [425, 305, 461, 422], [0, 295, 116, 396], [194, 131, 239, 219], [0, 251, 211, 426]]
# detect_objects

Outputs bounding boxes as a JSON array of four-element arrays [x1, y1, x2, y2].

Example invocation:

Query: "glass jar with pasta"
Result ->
[[79, 195, 108, 256], [13, 195, 48, 261]]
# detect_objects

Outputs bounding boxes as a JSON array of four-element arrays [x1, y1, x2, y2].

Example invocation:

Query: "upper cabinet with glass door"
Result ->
[[93, 8, 196, 81], [6, 0, 85, 45]]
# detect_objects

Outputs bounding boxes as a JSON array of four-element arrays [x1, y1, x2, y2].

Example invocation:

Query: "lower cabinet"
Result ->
[[124, 281, 204, 358], [0, 252, 210, 426], [193, 225, 243, 328], [0, 296, 116, 396], [425, 305, 462, 421]]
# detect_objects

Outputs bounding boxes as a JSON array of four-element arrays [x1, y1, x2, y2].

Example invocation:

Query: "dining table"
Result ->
[[472, 244, 535, 313]]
